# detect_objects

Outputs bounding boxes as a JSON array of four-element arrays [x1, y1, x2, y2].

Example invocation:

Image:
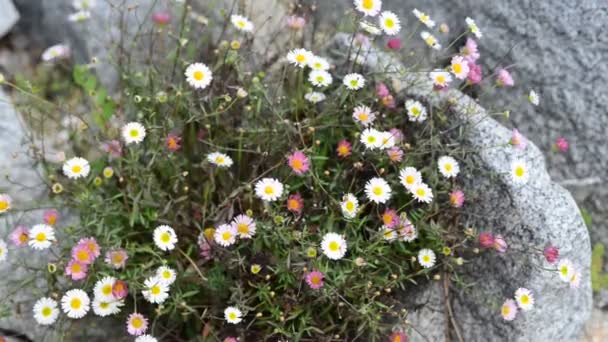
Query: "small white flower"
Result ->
[[511, 160, 529, 184], [28, 224, 56, 250], [254, 178, 284, 202], [421, 31, 441, 50], [142, 276, 170, 304], [287, 48, 313, 68], [429, 70, 452, 88], [304, 92, 326, 103], [364, 177, 392, 204], [352, 105, 376, 127], [232, 214, 256, 239], [359, 21, 382, 35], [450, 56, 470, 80], [207, 152, 233, 168], [412, 9, 435, 28], [399, 221, 418, 242], [61, 289, 90, 319], [418, 249, 436, 268], [92, 298, 123, 317], [309, 70, 333, 87], [410, 183, 433, 203], [381, 226, 398, 241], [378, 131, 396, 149], [528, 90, 539, 106], [343, 73, 365, 90], [405, 100, 428, 122], [93, 276, 116, 302], [340, 193, 359, 219], [465, 17, 482, 38], [33, 297, 59, 325], [135, 335, 158, 342], [558, 259, 575, 282], [72, 0, 96, 10], [42, 44, 70, 62], [354, 0, 382, 17], [0, 239, 7, 262], [156, 266, 177, 285], [63, 157, 91, 179], [122, 122, 146, 145], [224, 306, 243, 324], [360, 128, 383, 150], [230, 14, 254, 32], [308, 56, 330, 71], [153, 225, 178, 251], [399, 167, 422, 190], [214, 223, 237, 247], [321, 232, 347, 260], [185, 63, 213, 89], [570, 272, 581, 289], [379, 11, 401, 35], [514, 288, 534, 311], [68, 11, 91, 22], [438, 156, 460, 178], [0, 194, 11, 213]]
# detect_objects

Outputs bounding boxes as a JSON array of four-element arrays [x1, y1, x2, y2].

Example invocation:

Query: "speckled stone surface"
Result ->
[[329, 33, 592, 342]]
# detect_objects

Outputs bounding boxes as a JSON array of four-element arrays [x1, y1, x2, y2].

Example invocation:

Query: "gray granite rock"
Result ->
[[328, 33, 592, 342], [0, 0, 18, 37]]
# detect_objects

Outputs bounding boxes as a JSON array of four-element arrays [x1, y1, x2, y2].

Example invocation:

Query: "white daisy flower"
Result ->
[[514, 288, 534, 311], [0, 239, 7, 262], [254, 178, 284, 202], [61, 289, 90, 319], [207, 152, 233, 168], [214, 223, 237, 247], [92, 298, 123, 317], [359, 21, 382, 35], [0, 193, 11, 213], [309, 70, 333, 87], [438, 156, 460, 178], [340, 193, 359, 219], [528, 90, 539, 106], [304, 92, 326, 103], [153, 225, 178, 251], [378, 131, 396, 149], [321, 232, 347, 260], [421, 31, 441, 50], [287, 48, 313, 68], [465, 17, 482, 38], [381, 226, 398, 241], [156, 266, 177, 285], [364, 177, 392, 204], [93, 276, 116, 302], [405, 100, 428, 122], [68, 11, 91, 22], [185, 63, 213, 89], [33, 297, 59, 325], [360, 128, 383, 150], [570, 272, 581, 289], [353, 0, 382, 17], [343, 73, 365, 90], [72, 0, 96, 10], [28, 224, 56, 250], [399, 221, 418, 242], [429, 70, 452, 88], [418, 249, 436, 268], [63, 157, 90, 179], [410, 183, 433, 203], [308, 56, 330, 71], [412, 9, 435, 28], [42, 44, 70, 62], [450, 56, 470, 80], [352, 105, 376, 126], [379, 11, 401, 35], [511, 160, 529, 184], [135, 335, 158, 342], [231, 214, 256, 239], [142, 276, 170, 304], [230, 14, 254, 32], [121, 122, 146, 145], [224, 306, 243, 324], [558, 259, 575, 282]]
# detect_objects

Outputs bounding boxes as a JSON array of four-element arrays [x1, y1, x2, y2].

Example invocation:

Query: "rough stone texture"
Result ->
[[0, 0, 18, 37], [329, 33, 592, 342]]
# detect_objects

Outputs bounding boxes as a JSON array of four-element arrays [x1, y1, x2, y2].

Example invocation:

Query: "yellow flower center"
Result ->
[[338, 146, 349, 155], [425, 36, 436, 46], [515, 166, 525, 177], [163, 270, 172, 279], [372, 186, 383, 196], [453, 63, 462, 74], [102, 284, 113, 295], [358, 113, 368, 121], [560, 266, 569, 276], [502, 306, 510, 316], [112, 254, 124, 264], [222, 231, 232, 241], [291, 159, 303, 170], [385, 18, 394, 28], [383, 214, 393, 225], [394, 336, 402, 342], [71, 263, 82, 273], [316, 75, 324, 83], [19, 233, 28, 243], [295, 54, 306, 63], [215, 156, 225, 164], [76, 249, 89, 262], [416, 188, 426, 197], [131, 317, 143, 328], [345, 201, 354, 211], [329, 241, 340, 252], [237, 21, 246, 28], [264, 186, 274, 195], [161, 232, 171, 243], [35, 232, 47, 242], [405, 175, 415, 184], [237, 223, 249, 234], [288, 199, 300, 210], [129, 129, 139, 137], [100, 302, 109, 309], [42, 307, 52, 316], [0, 200, 8, 211], [151, 285, 161, 295], [411, 107, 420, 116], [420, 14, 429, 23], [423, 255, 430, 262], [444, 164, 453, 171], [228, 312, 237, 320], [71, 165, 82, 173], [310, 275, 321, 285], [436, 75, 446, 84], [520, 295, 529, 304], [193, 71, 204, 81], [362, 0, 374, 10], [350, 79, 358, 87], [70, 298, 81, 309]]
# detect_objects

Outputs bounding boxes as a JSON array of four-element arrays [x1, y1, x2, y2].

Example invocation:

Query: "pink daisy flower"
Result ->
[[555, 137, 569, 152], [543, 245, 559, 264], [224, 337, 238, 342], [381, 209, 400, 228], [286, 15, 306, 30], [493, 235, 508, 253], [151, 11, 171, 25], [449, 190, 465, 208], [65, 260, 88, 281], [376, 82, 390, 98], [387, 38, 402, 50], [389, 128, 403, 143], [478, 232, 495, 248], [72, 244, 95, 265], [105, 249, 128, 269], [78, 237, 101, 258], [197, 231, 213, 260], [9, 225, 29, 247], [390, 331, 408, 342], [510, 129, 527, 150], [387, 147, 404, 163], [501, 299, 518, 321], [496, 68, 514, 87], [100, 140, 122, 158], [467, 62, 482, 85], [287, 193, 304, 214], [336, 140, 352, 158], [43, 209, 59, 225], [287, 151, 310, 175], [112, 280, 129, 299], [305, 270, 325, 290], [460, 38, 479, 62], [165, 133, 182, 152], [126, 313, 148, 336], [381, 94, 396, 109]]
